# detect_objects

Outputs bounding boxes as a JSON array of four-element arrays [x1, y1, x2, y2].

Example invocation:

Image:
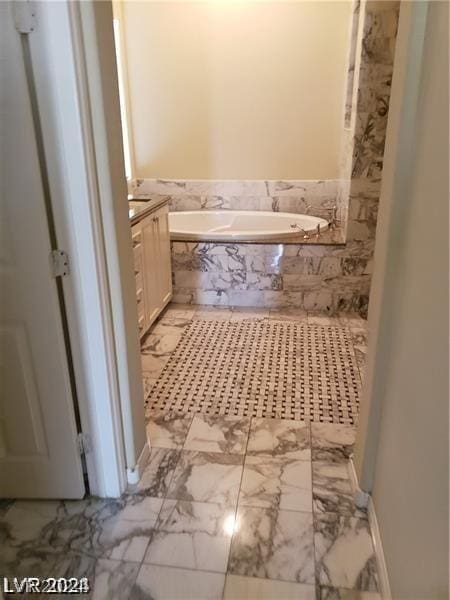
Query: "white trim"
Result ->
[[111, 0, 136, 179], [348, 458, 391, 600], [77, 0, 147, 479], [32, 1, 128, 497], [112, 18, 132, 181], [368, 497, 392, 600], [126, 442, 150, 486], [347, 457, 370, 509]]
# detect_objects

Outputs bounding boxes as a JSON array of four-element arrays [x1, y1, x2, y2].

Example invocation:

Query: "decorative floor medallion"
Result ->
[[145, 320, 360, 424]]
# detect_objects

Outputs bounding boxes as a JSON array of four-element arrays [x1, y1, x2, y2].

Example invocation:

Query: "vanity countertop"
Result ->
[[128, 195, 168, 226]]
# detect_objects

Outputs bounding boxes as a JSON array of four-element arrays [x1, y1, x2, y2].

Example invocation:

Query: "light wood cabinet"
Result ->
[[131, 202, 172, 338]]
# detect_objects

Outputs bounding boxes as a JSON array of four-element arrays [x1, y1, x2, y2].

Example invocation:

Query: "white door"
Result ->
[[0, 4, 85, 498]]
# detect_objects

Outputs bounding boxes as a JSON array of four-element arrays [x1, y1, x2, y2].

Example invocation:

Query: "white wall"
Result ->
[[354, 2, 449, 597], [120, 1, 352, 180]]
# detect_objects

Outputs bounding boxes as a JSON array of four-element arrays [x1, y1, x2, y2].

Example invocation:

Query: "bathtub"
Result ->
[[169, 210, 328, 242]]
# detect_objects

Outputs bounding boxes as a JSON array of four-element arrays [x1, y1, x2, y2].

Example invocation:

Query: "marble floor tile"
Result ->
[[308, 313, 340, 326], [144, 499, 234, 572], [146, 412, 193, 449], [269, 308, 308, 322], [140, 353, 170, 379], [52, 556, 140, 600], [141, 327, 184, 378], [311, 424, 355, 463], [134, 563, 225, 599], [230, 308, 269, 321], [142, 374, 157, 400], [141, 324, 183, 377], [51, 551, 97, 581], [247, 418, 311, 460], [312, 463, 366, 518], [228, 506, 315, 584], [0, 500, 81, 578], [183, 414, 250, 454], [68, 495, 163, 562], [158, 304, 196, 327], [89, 559, 140, 600], [142, 327, 184, 354], [314, 513, 378, 591], [167, 450, 244, 506], [162, 303, 196, 320], [340, 313, 368, 331], [156, 316, 193, 329], [318, 587, 381, 600], [193, 306, 232, 321], [224, 574, 316, 600], [239, 455, 312, 512], [351, 329, 368, 370], [133, 448, 180, 497], [150, 321, 189, 338]]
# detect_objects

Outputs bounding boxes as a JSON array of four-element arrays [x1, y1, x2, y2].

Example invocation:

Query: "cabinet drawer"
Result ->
[[133, 249, 142, 275], [131, 227, 142, 249], [136, 286, 144, 319], [138, 315, 145, 338], [135, 272, 143, 295]]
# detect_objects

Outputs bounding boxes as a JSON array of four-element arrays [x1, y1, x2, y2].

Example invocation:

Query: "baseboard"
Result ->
[[347, 457, 370, 508], [348, 458, 391, 600], [367, 496, 392, 600], [126, 441, 150, 486]]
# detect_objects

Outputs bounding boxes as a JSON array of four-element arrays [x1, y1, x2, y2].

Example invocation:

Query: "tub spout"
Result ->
[[290, 223, 310, 239], [329, 206, 338, 229]]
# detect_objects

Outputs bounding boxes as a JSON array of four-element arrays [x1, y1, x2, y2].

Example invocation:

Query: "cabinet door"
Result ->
[[141, 214, 160, 327], [154, 205, 173, 306], [131, 223, 146, 338]]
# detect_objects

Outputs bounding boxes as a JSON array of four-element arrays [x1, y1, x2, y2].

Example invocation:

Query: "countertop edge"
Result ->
[[129, 197, 169, 227]]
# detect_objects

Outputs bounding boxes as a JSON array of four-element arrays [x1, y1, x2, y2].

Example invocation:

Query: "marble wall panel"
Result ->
[[170, 241, 374, 313], [130, 178, 342, 224]]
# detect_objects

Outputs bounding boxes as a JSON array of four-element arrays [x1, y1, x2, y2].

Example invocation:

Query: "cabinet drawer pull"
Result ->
[[153, 216, 159, 223]]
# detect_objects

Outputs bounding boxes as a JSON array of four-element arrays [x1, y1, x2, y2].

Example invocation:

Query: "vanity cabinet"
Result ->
[[131, 202, 172, 338]]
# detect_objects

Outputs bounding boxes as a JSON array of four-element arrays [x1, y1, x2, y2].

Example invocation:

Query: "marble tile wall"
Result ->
[[129, 0, 399, 315], [130, 178, 344, 225], [342, 0, 400, 296], [344, 0, 362, 128], [171, 242, 372, 313]]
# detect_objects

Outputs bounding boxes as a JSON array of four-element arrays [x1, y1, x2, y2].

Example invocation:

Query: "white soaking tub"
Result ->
[[169, 210, 328, 242]]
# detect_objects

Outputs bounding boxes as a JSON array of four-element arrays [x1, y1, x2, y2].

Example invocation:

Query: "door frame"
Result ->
[[29, 0, 146, 497]]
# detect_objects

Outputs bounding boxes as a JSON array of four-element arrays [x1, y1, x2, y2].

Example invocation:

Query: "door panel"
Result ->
[[155, 207, 173, 305], [141, 215, 160, 327], [0, 4, 85, 498]]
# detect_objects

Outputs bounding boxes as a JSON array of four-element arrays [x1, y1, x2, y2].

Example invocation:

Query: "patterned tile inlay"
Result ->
[[146, 320, 360, 424]]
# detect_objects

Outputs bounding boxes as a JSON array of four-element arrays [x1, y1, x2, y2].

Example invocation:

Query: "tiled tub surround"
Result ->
[[128, 1, 399, 315], [171, 241, 372, 313], [129, 178, 345, 227], [0, 415, 379, 599]]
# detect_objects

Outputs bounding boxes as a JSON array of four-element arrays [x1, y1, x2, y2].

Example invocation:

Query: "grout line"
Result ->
[[139, 560, 228, 578], [139, 560, 317, 589], [309, 419, 319, 591], [134, 436, 191, 575], [222, 414, 253, 596]]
